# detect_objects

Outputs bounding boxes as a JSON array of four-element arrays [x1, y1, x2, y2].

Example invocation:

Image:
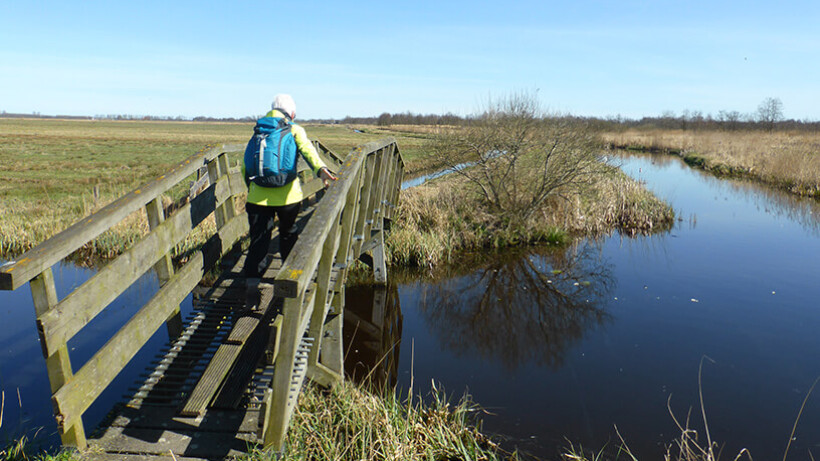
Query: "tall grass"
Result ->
[[601, 129, 820, 198], [245, 381, 517, 461]]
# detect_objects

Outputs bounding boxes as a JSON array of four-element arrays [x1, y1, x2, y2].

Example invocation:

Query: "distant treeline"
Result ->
[[0, 112, 259, 123], [4, 108, 819, 132], [331, 109, 820, 133]]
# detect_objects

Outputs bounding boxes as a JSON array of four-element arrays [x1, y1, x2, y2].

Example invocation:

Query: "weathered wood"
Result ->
[[226, 316, 260, 345], [30, 268, 88, 449], [145, 197, 182, 340], [306, 361, 343, 388], [273, 144, 369, 299], [179, 344, 243, 417], [262, 294, 303, 449], [319, 296, 344, 375], [361, 148, 388, 241], [104, 406, 259, 433], [305, 216, 342, 369], [265, 314, 284, 365], [37, 174, 243, 357], [52, 214, 247, 430], [371, 227, 387, 284], [0, 145, 243, 291], [332, 168, 364, 293], [88, 426, 256, 459], [351, 153, 377, 259]]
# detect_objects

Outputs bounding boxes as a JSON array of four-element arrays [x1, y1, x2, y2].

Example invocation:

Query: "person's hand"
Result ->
[[319, 167, 337, 187]]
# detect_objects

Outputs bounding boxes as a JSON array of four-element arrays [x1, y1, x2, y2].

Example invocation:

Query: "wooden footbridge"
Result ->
[[0, 138, 404, 459]]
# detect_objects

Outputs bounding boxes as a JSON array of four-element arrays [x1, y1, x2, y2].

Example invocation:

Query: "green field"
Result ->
[[0, 118, 429, 259]]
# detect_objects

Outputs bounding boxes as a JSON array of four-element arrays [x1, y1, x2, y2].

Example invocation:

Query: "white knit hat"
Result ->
[[272, 94, 296, 119]]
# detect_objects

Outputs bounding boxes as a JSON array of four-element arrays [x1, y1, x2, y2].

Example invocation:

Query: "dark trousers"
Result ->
[[244, 202, 301, 278]]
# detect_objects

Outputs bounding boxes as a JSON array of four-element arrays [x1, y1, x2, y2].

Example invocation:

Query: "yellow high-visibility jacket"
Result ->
[[245, 109, 328, 206]]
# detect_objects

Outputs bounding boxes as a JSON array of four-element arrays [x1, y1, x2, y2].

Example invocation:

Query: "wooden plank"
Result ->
[[179, 344, 243, 416], [88, 426, 256, 459], [103, 406, 259, 433], [30, 268, 87, 449], [52, 214, 247, 430], [83, 453, 210, 461], [0, 145, 242, 291], [37, 174, 241, 357], [226, 316, 260, 344]]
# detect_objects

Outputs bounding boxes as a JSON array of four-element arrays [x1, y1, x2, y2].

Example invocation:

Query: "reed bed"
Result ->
[[388, 168, 675, 269], [601, 129, 820, 197]]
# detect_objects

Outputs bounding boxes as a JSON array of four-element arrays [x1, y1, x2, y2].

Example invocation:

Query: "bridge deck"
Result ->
[[86, 210, 318, 460]]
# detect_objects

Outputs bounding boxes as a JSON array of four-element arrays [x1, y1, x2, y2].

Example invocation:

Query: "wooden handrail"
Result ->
[[261, 137, 404, 450], [3, 134, 396, 453], [0, 144, 242, 291]]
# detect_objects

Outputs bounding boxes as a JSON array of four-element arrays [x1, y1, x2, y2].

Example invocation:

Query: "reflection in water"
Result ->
[[415, 242, 615, 370], [615, 150, 820, 235], [344, 284, 403, 390]]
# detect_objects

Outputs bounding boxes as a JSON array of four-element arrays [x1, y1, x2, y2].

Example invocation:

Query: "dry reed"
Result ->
[[601, 129, 820, 198]]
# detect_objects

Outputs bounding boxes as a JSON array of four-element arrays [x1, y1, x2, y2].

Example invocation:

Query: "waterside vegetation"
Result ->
[[601, 128, 820, 199], [245, 382, 517, 461], [388, 94, 675, 268]]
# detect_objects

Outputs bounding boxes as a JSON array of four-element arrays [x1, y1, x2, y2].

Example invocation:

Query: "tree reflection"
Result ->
[[416, 242, 615, 370]]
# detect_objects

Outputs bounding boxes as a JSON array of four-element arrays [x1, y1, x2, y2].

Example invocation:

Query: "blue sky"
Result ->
[[1, 0, 818, 120]]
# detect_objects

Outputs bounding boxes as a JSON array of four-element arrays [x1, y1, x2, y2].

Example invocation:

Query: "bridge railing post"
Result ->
[[261, 139, 403, 452], [30, 267, 87, 449], [145, 197, 183, 340]]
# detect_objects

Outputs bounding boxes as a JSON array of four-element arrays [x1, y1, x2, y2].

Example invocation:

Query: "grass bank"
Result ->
[[601, 128, 820, 198], [388, 164, 675, 269], [245, 381, 517, 461]]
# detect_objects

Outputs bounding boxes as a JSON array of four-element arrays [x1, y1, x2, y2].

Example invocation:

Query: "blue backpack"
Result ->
[[244, 116, 298, 187]]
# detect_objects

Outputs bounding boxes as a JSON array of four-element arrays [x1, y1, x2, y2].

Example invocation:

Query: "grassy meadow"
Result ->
[[0, 118, 427, 260], [601, 128, 820, 198]]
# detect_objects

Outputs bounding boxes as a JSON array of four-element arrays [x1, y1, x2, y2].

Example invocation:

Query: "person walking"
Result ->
[[243, 94, 336, 309]]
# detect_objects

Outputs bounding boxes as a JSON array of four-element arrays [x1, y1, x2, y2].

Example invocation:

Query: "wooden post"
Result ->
[[371, 225, 387, 284], [351, 154, 376, 259], [31, 268, 87, 449], [263, 295, 304, 451], [217, 153, 237, 220], [305, 214, 342, 373], [145, 197, 183, 339], [208, 155, 230, 230], [320, 284, 345, 376]]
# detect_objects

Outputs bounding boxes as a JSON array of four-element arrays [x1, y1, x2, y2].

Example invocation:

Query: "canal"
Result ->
[[348, 152, 820, 459], [2, 152, 819, 459]]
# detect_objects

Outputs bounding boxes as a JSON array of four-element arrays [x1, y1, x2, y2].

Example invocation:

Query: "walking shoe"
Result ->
[[245, 277, 261, 312]]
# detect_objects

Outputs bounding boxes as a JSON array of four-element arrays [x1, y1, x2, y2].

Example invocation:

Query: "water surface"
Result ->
[[349, 153, 820, 459]]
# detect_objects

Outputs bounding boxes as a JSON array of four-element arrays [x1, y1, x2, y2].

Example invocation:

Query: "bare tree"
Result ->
[[757, 97, 784, 131], [430, 92, 606, 229]]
